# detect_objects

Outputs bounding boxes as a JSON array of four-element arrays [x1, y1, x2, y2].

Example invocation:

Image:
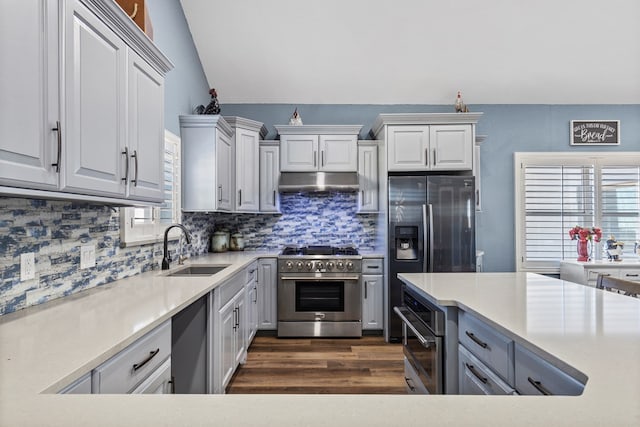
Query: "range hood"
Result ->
[[278, 172, 359, 192]]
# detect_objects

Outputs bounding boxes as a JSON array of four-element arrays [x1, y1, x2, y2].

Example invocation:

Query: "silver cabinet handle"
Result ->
[[465, 331, 488, 349], [528, 377, 553, 395], [131, 150, 138, 186], [132, 348, 159, 371], [51, 121, 62, 172], [466, 363, 488, 384], [253, 286, 257, 303], [121, 147, 129, 183], [218, 185, 222, 202]]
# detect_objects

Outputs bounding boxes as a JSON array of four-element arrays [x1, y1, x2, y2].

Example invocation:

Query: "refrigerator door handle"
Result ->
[[428, 204, 434, 272], [422, 204, 428, 273]]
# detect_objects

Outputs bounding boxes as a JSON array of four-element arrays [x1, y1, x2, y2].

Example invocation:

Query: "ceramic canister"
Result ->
[[230, 233, 245, 251], [211, 231, 229, 252]]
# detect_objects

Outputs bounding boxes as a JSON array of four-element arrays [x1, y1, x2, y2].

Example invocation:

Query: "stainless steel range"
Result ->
[[278, 245, 362, 337]]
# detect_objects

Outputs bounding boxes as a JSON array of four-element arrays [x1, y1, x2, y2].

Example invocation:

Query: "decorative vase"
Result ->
[[576, 239, 590, 261]]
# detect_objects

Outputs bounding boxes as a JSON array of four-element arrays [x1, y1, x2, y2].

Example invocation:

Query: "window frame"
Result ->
[[515, 152, 640, 274], [120, 130, 182, 247]]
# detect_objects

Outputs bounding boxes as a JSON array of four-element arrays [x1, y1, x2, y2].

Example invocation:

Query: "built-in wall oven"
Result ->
[[394, 285, 445, 394], [278, 246, 362, 337]]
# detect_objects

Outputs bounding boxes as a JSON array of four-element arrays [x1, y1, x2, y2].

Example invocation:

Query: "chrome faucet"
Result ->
[[162, 224, 192, 270]]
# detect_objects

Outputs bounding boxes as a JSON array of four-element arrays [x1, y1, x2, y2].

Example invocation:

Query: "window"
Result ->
[[120, 130, 181, 246], [515, 153, 640, 273]]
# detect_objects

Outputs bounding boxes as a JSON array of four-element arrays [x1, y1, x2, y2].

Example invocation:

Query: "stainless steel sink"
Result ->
[[166, 265, 230, 277]]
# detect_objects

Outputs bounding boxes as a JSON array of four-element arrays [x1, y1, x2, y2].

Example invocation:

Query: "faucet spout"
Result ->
[[162, 224, 192, 270]]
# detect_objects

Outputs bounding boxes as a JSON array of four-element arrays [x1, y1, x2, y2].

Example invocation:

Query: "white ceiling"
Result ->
[[181, 0, 640, 104]]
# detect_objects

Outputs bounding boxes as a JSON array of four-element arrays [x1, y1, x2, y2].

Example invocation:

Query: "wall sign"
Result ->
[[570, 120, 620, 145]]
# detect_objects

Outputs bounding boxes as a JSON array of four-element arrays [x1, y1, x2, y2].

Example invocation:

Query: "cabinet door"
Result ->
[[319, 135, 357, 172], [216, 131, 233, 210], [246, 281, 258, 344], [257, 258, 278, 330], [131, 358, 172, 394], [362, 274, 383, 330], [430, 125, 473, 170], [357, 144, 378, 213], [235, 128, 260, 212], [218, 297, 237, 391], [127, 49, 164, 202], [63, 0, 127, 196], [387, 126, 430, 171], [0, 1, 59, 190], [259, 144, 280, 212], [280, 135, 318, 171], [235, 291, 247, 366]]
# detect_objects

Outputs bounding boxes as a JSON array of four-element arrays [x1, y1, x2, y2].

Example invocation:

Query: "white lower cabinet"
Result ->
[[131, 358, 172, 394], [212, 270, 247, 394], [362, 259, 384, 330], [257, 258, 278, 330], [459, 345, 514, 395], [246, 262, 259, 344], [92, 320, 172, 394]]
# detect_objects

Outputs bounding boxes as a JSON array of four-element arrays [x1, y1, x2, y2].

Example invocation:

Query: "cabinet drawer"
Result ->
[[92, 320, 171, 393], [362, 258, 383, 274], [459, 345, 514, 395], [619, 269, 640, 282], [514, 343, 584, 396], [458, 311, 514, 386], [217, 270, 245, 306]]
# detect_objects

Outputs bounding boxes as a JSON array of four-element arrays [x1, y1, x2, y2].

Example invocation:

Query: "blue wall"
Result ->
[[146, 0, 210, 134], [219, 103, 640, 272]]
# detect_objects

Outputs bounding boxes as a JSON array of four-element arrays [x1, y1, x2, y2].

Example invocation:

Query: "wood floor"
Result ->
[[226, 335, 407, 394]]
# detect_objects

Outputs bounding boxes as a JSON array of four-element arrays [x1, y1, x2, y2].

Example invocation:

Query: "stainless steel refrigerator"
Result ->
[[387, 175, 476, 342]]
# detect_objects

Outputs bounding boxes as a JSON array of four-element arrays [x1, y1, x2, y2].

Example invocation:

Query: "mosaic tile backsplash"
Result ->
[[0, 192, 380, 315]]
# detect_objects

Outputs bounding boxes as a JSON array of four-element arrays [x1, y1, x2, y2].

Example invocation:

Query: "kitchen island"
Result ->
[[1, 270, 639, 426]]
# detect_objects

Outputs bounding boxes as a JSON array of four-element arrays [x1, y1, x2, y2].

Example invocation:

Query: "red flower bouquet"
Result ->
[[568, 226, 602, 261]]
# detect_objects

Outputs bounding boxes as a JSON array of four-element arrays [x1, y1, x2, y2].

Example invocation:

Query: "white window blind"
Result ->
[[120, 130, 182, 246], [516, 153, 640, 273]]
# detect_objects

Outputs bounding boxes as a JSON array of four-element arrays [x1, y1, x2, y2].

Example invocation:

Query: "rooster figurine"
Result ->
[[455, 91, 469, 113], [203, 88, 221, 115]]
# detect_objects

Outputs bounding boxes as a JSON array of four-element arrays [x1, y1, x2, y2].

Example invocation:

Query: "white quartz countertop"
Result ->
[[2, 269, 640, 426], [561, 259, 640, 267]]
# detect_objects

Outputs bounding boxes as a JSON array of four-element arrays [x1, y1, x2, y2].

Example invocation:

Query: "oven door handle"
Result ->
[[393, 306, 434, 348], [280, 276, 361, 281]]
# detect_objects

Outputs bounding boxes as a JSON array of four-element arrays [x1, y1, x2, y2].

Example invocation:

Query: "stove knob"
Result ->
[[296, 261, 304, 270], [326, 261, 335, 270], [316, 261, 325, 270], [285, 261, 294, 270], [336, 261, 345, 270], [346, 261, 354, 271], [305, 261, 313, 270]]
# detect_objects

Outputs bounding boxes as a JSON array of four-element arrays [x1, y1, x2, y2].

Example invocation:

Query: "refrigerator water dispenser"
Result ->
[[395, 226, 419, 260]]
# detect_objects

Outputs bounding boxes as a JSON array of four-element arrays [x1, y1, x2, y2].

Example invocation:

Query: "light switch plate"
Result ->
[[20, 252, 35, 281], [80, 245, 95, 270]]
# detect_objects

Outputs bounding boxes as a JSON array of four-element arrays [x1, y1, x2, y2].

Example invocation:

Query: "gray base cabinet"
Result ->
[[458, 345, 514, 395], [92, 320, 172, 394], [362, 258, 384, 330]]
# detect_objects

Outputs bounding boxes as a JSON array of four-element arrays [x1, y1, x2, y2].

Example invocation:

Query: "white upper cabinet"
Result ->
[[127, 50, 165, 201], [275, 125, 362, 172], [224, 117, 267, 213], [0, 0, 173, 203], [357, 141, 379, 213], [372, 113, 482, 172], [63, 0, 128, 197], [0, 1, 60, 190], [259, 142, 280, 213], [430, 125, 473, 170], [180, 115, 235, 212]]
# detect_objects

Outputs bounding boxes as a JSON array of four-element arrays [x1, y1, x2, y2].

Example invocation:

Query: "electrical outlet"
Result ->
[[20, 252, 36, 281], [80, 245, 96, 270]]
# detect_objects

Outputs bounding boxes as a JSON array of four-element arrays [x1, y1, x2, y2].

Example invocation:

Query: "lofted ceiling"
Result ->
[[180, 0, 640, 105]]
